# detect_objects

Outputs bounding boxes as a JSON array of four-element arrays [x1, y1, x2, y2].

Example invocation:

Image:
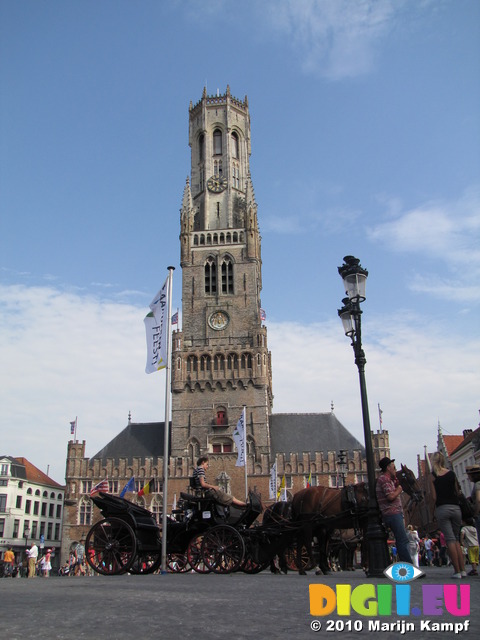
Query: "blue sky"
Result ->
[[1, 0, 479, 484]]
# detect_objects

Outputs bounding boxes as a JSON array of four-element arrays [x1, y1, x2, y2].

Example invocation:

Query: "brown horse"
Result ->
[[396, 464, 424, 526], [291, 483, 369, 575]]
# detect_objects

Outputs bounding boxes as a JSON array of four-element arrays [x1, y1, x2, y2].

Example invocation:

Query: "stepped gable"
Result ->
[[89, 422, 169, 466], [269, 412, 365, 459]]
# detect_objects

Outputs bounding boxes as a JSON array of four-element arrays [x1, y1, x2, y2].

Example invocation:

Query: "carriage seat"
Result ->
[[179, 490, 229, 521], [188, 476, 206, 496]]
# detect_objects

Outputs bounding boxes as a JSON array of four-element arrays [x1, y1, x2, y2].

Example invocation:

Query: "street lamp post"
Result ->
[[337, 449, 347, 487], [337, 255, 390, 577], [24, 527, 31, 549]]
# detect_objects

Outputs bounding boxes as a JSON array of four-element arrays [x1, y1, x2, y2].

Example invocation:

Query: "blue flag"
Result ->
[[120, 477, 135, 498]]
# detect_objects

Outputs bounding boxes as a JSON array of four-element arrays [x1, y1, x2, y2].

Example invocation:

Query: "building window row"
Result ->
[[186, 352, 254, 373], [193, 231, 243, 247]]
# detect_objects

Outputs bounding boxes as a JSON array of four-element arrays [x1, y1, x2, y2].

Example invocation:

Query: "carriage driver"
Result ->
[[193, 456, 247, 508], [375, 457, 412, 563]]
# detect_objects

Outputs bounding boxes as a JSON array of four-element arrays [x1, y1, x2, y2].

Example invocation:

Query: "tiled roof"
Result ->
[[87, 414, 365, 465], [442, 435, 465, 456], [270, 412, 365, 459], [14, 457, 64, 488], [90, 422, 168, 466], [450, 426, 480, 456]]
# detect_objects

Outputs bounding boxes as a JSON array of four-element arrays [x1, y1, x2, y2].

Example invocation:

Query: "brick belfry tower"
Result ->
[[171, 86, 273, 474]]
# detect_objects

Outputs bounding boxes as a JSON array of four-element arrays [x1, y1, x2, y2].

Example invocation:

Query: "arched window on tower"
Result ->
[[198, 133, 205, 162], [231, 132, 239, 159], [213, 129, 222, 155], [205, 257, 217, 294], [221, 257, 233, 294]]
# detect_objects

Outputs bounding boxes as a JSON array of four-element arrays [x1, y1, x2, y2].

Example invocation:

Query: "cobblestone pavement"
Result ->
[[0, 566, 478, 640]]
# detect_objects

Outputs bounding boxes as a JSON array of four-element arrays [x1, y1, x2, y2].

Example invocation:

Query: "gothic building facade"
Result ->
[[61, 88, 390, 561]]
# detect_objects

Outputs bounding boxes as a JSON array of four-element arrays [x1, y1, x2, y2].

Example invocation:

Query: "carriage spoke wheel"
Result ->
[[85, 517, 136, 576], [201, 525, 245, 574], [167, 552, 190, 573], [187, 534, 211, 573], [241, 556, 269, 574], [285, 543, 314, 572], [128, 552, 162, 575]]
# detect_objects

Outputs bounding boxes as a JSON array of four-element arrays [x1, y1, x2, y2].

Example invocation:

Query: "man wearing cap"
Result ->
[[376, 457, 411, 563], [466, 464, 480, 543]]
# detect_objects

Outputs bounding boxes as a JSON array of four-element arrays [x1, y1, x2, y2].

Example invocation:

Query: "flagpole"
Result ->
[[161, 266, 175, 574], [243, 406, 248, 501], [75, 416, 77, 443]]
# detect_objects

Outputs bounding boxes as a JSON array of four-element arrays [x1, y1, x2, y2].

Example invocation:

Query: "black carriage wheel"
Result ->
[[85, 517, 137, 576], [186, 534, 211, 574], [128, 552, 162, 575], [285, 543, 314, 572], [167, 552, 190, 573], [201, 525, 245, 574], [241, 556, 269, 574]]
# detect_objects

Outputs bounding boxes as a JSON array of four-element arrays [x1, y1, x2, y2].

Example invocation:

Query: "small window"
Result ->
[[205, 258, 217, 295], [221, 258, 233, 294], [216, 410, 228, 427], [198, 133, 205, 162], [231, 132, 239, 159], [213, 129, 222, 155]]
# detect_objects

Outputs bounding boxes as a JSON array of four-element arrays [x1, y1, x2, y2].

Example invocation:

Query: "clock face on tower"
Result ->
[[208, 310, 229, 331], [207, 175, 228, 193]]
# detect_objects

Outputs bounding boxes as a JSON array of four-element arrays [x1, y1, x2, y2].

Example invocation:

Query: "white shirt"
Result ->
[[27, 544, 38, 559]]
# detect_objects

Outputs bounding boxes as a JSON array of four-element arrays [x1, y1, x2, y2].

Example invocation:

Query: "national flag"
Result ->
[[232, 408, 246, 467], [119, 476, 135, 498], [90, 478, 109, 497], [269, 462, 277, 500], [306, 472, 312, 488], [70, 421, 76, 435], [138, 478, 155, 497], [277, 475, 286, 501], [171, 311, 178, 325], [378, 403, 383, 432], [260, 309, 266, 322], [144, 278, 169, 374]]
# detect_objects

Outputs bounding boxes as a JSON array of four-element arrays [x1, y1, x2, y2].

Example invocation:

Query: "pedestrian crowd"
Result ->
[[379, 454, 480, 579]]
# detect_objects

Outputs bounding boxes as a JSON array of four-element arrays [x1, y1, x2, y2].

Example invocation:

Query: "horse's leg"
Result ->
[[316, 529, 331, 575], [297, 522, 314, 575]]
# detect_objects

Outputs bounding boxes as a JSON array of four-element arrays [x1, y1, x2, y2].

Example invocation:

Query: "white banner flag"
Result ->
[[233, 408, 246, 467], [269, 462, 277, 500], [144, 277, 169, 374]]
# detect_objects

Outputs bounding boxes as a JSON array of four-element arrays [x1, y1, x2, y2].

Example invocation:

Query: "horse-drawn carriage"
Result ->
[[85, 486, 265, 575], [85, 464, 422, 576]]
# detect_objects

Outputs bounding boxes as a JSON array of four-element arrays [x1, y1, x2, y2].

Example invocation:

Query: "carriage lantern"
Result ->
[[337, 256, 390, 577]]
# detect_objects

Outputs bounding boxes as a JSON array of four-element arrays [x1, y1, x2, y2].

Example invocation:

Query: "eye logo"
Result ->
[[384, 562, 424, 582]]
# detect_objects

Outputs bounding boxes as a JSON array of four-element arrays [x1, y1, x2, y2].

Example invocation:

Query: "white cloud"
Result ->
[[0, 284, 162, 484], [1, 283, 478, 484], [263, 0, 403, 79], [268, 315, 480, 473], [368, 188, 480, 301]]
